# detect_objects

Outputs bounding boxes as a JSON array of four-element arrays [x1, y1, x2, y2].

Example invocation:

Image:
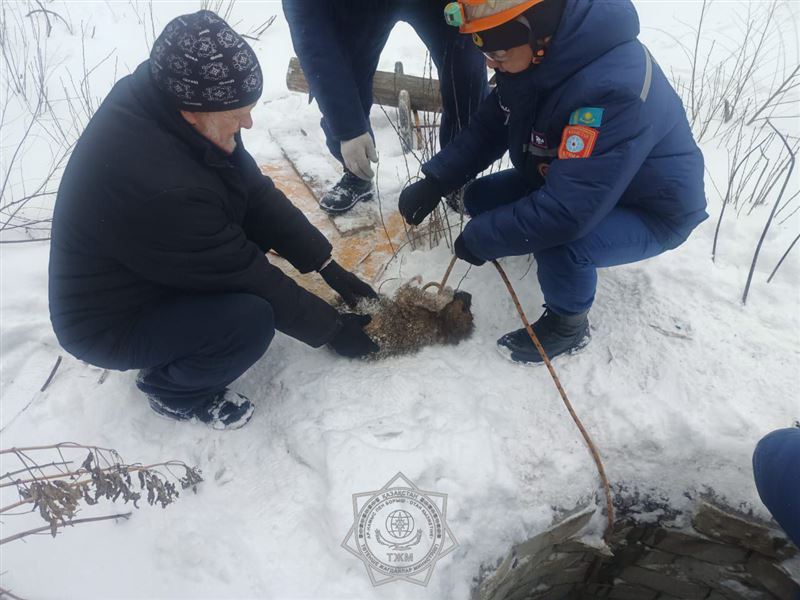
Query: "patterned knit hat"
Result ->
[[149, 10, 263, 112]]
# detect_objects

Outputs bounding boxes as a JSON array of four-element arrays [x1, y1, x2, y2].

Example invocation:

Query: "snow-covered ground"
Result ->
[[1, 1, 798, 598]]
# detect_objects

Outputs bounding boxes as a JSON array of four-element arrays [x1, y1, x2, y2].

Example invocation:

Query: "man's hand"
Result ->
[[320, 260, 378, 307], [341, 133, 378, 181], [329, 313, 379, 358], [454, 234, 485, 266], [398, 177, 443, 226]]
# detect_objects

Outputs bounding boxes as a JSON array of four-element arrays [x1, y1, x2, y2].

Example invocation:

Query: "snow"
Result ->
[[1, 1, 798, 598]]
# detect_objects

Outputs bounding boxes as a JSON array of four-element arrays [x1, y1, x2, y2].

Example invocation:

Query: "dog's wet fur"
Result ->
[[352, 278, 474, 359]]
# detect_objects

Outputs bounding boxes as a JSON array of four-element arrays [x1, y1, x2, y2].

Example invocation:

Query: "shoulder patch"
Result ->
[[558, 125, 598, 159], [569, 107, 604, 127]]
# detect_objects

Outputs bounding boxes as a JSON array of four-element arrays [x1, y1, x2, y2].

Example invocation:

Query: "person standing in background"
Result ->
[[283, 0, 488, 213]]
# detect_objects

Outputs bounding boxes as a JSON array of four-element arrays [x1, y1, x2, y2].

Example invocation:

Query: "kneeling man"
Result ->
[[49, 11, 378, 430], [399, 0, 708, 363]]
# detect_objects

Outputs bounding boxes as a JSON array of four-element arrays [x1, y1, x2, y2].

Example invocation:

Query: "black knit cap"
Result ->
[[149, 10, 263, 112]]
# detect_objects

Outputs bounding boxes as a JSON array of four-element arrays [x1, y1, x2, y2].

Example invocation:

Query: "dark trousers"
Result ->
[[323, 2, 489, 161], [69, 293, 274, 412], [464, 169, 667, 315]]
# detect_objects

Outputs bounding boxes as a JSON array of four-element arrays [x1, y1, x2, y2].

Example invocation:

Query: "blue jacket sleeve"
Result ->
[[463, 90, 656, 260], [421, 89, 508, 193], [282, 0, 369, 142]]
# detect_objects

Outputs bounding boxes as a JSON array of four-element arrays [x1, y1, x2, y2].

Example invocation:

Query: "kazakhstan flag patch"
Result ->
[[569, 107, 604, 127]]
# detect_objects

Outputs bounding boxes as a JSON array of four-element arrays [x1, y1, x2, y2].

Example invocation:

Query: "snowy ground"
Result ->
[[1, 1, 798, 598]]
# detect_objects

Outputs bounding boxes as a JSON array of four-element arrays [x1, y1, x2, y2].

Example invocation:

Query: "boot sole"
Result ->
[[319, 189, 374, 214]]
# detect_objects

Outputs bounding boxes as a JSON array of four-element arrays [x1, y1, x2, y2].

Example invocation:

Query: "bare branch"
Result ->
[[742, 121, 796, 304]]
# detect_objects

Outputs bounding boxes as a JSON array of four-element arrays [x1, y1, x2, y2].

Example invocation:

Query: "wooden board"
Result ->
[[286, 56, 442, 113], [260, 160, 412, 303]]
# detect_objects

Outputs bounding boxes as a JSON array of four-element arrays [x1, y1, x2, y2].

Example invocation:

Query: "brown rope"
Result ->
[[491, 260, 614, 540], [422, 254, 458, 294]]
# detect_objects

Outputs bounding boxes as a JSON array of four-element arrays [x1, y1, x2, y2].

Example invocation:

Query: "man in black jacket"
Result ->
[[49, 11, 378, 430]]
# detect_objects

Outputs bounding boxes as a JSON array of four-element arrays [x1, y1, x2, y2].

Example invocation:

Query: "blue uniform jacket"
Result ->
[[423, 0, 708, 261]]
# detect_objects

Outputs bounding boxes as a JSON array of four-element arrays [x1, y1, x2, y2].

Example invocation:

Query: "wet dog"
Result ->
[[353, 277, 474, 359]]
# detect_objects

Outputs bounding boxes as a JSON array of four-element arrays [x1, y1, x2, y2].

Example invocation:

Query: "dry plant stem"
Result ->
[[492, 260, 615, 540], [0, 512, 131, 545], [2, 461, 72, 479], [711, 132, 770, 262], [39, 355, 61, 392], [0, 586, 26, 600], [767, 233, 800, 284], [0, 460, 194, 491], [0, 442, 120, 455], [742, 121, 796, 304], [747, 65, 800, 126]]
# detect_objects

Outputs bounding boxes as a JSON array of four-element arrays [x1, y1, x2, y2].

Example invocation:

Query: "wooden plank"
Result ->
[[260, 160, 411, 304], [286, 56, 443, 113]]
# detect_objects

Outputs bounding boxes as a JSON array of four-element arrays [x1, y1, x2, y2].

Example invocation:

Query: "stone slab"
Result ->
[[645, 528, 750, 565], [617, 565, 709, 599], [638, 549, 677, 569], [746, 553, 800, 599], [670, 555, 755, 592], [694, 500, 798, 560], [528, 583, 575, 600], [607, 582, 659, 600]]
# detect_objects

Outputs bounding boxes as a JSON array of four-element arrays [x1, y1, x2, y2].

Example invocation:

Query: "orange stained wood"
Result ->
[[260, 161, 411, 303]]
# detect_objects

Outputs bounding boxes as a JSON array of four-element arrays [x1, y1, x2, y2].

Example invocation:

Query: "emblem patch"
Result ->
[[530, 131, 547, 148], [558, 125, 598, 159], [569, 107, 604, 128]]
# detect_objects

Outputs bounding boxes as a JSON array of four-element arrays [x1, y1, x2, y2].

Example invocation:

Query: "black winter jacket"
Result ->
[[49, 61, 340, 351]]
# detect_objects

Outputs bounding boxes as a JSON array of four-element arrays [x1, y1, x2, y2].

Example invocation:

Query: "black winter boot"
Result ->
[[497, 308, 590, 364], [319, 171, 374, 213], [148, 388, 255, 430]]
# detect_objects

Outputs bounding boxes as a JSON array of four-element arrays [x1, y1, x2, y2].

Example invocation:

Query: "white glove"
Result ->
[[340, 132, 378, 181]]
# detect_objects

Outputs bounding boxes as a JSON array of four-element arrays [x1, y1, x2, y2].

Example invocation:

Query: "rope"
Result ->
[[423, 254, 614, 537], [491, 259, 614, 540], [421, 254, 458, 294]]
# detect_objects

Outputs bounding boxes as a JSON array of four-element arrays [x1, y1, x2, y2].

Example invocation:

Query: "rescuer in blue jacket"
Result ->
[[283, 0, 488, 213], [399, 0, 708, 363]]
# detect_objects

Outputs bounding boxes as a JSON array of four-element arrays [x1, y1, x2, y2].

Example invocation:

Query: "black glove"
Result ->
[[454, 234, 485, 266], [398, 177, 443, 225], [329, 313, 379, 358], [320, 260, 378, 307]]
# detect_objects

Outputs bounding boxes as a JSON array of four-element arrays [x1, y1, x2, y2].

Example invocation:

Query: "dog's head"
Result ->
[[440, 290, 474, 343]]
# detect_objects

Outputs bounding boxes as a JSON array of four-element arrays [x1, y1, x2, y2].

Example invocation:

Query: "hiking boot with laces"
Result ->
[[147, 388, 255, 430], [319, 171, 374, 213], [497, 307, 590, 364]]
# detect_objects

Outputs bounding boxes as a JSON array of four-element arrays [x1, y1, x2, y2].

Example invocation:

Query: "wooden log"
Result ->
[[286, 56, 442, 113]]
